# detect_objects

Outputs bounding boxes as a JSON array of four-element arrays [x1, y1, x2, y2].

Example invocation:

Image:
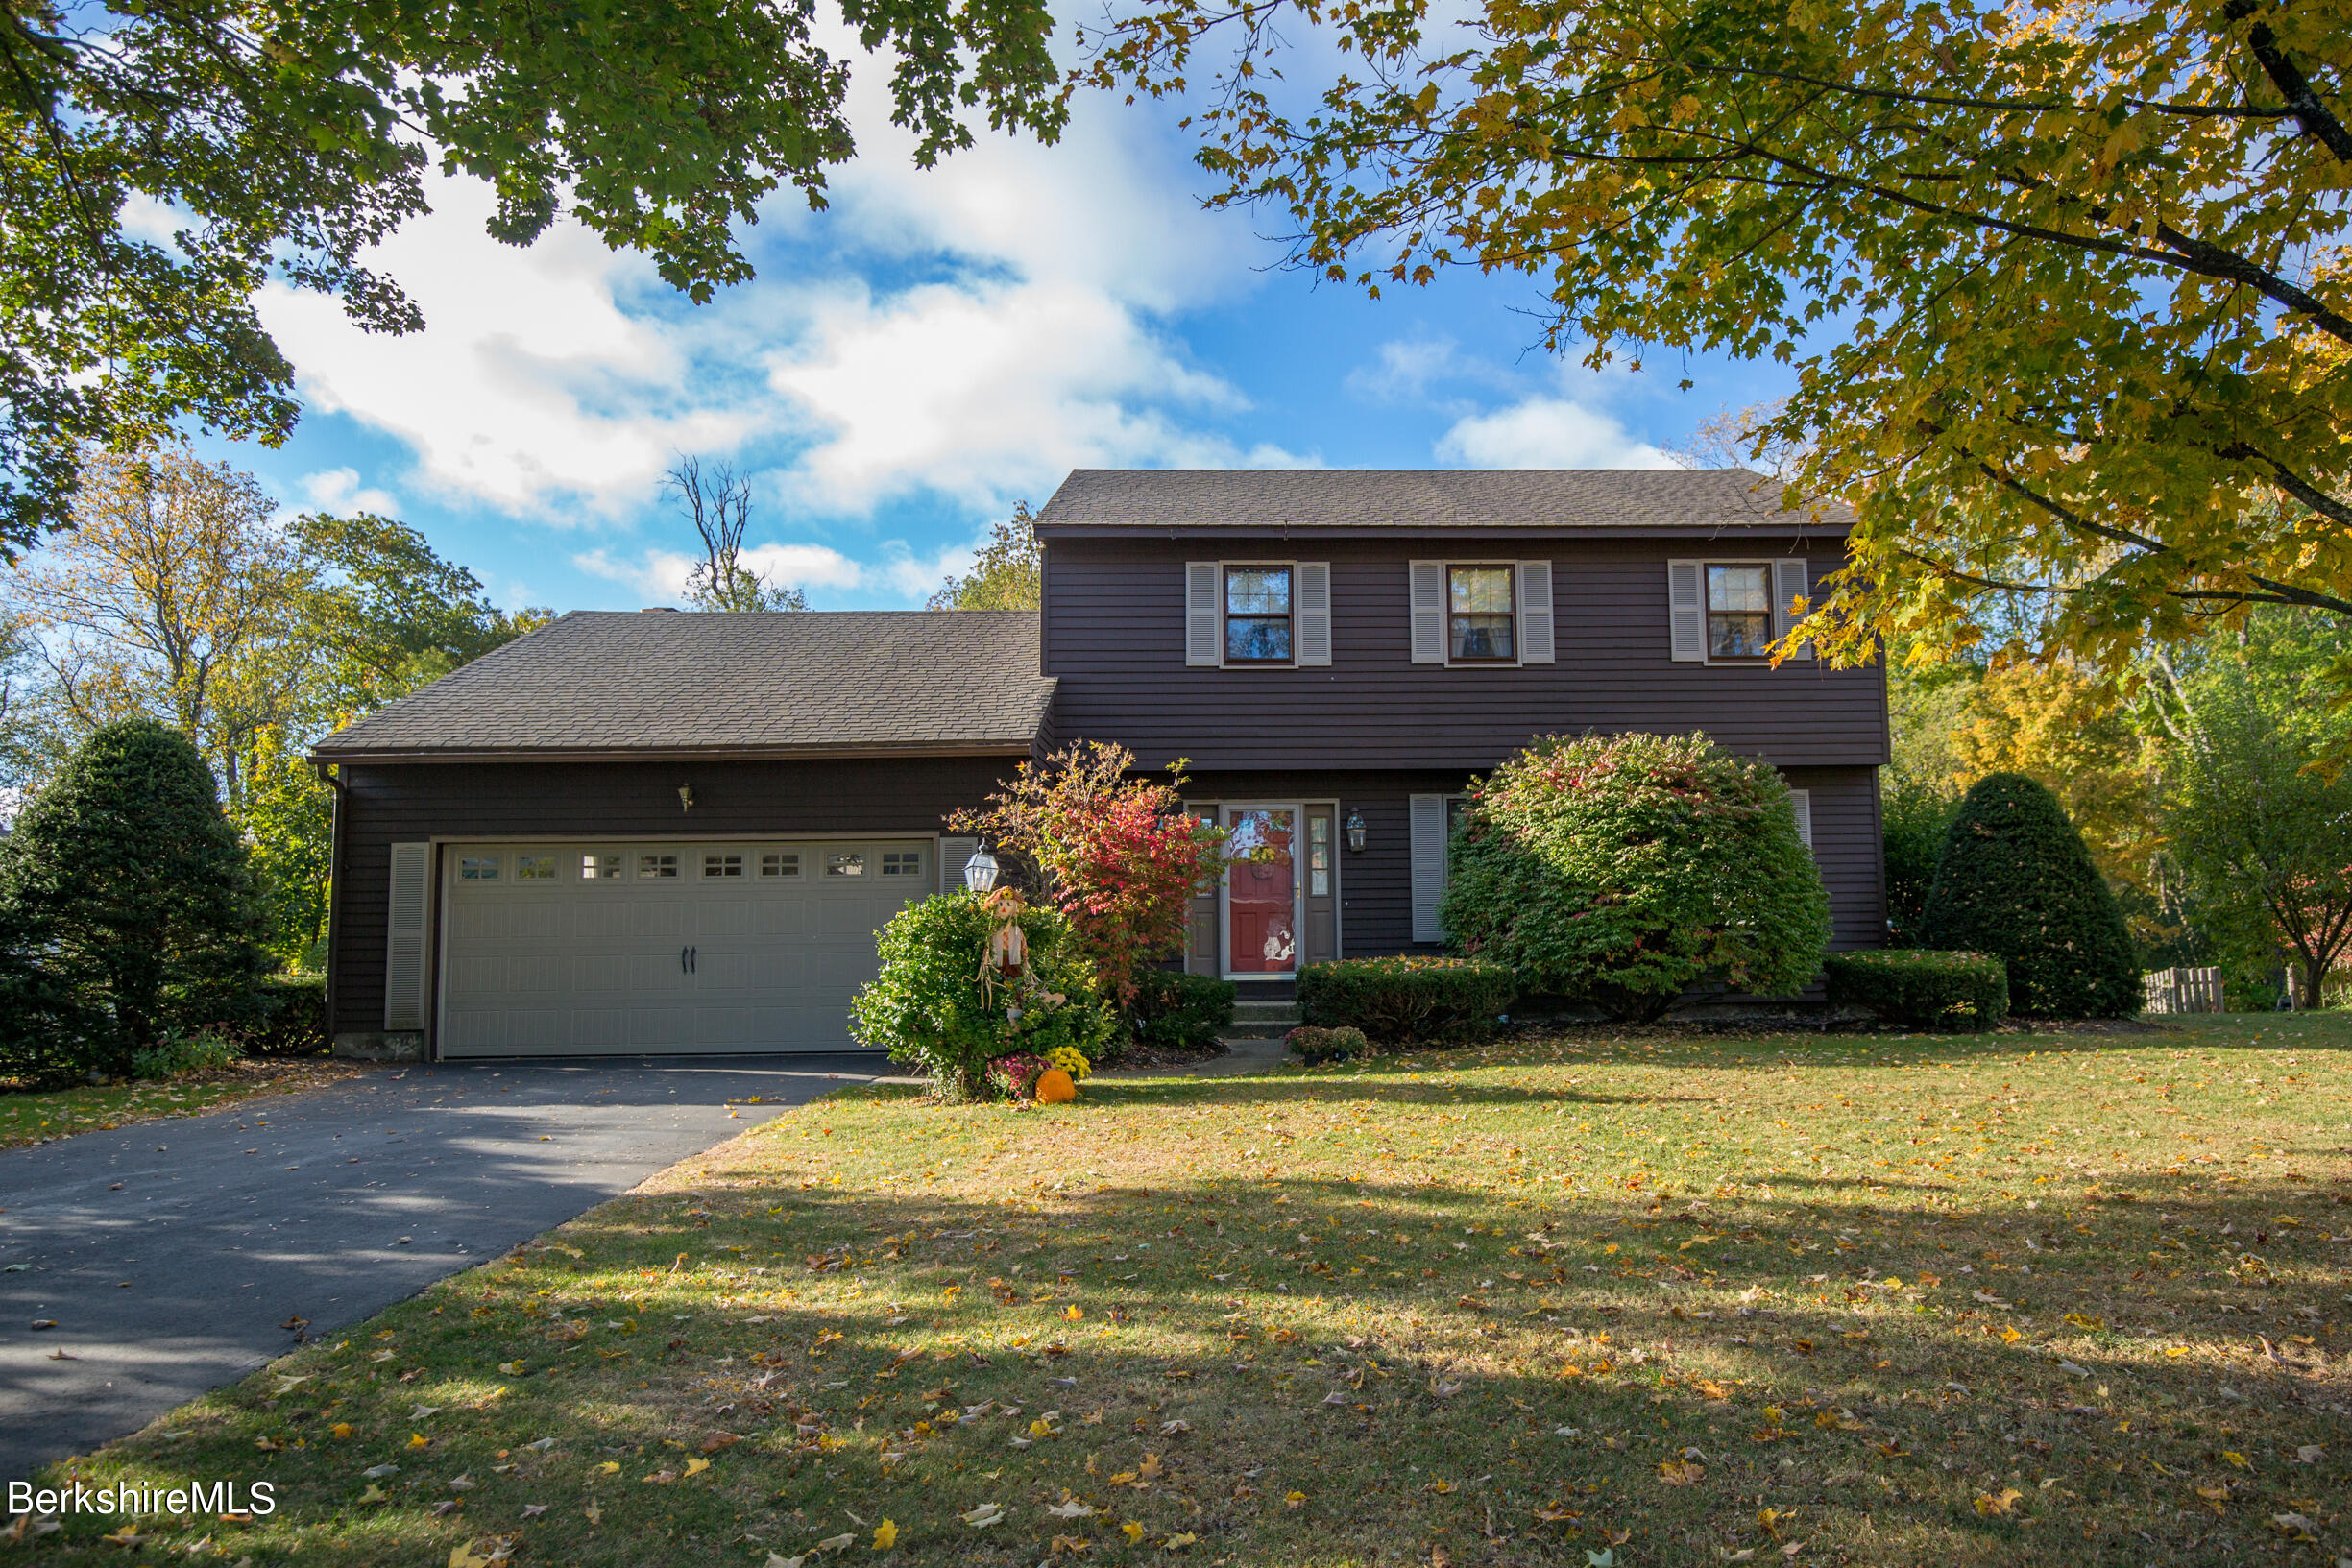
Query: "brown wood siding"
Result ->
[[328, 757, 1016, 1036], [1185, 765, 1883, 964], [1044, 536, 1888, 772]]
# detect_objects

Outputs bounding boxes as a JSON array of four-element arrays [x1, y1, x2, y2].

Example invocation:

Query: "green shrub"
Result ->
[[1882, 783, 1960, 946], [1286, 1025, 1370, 1065], [1130, 970, 1236, 1052], [245, 974, 328, 1057], [1917, 774, 2140, 1018], [1297, 956, 1516, 1045], [1441, 732, 1831, 1022], [130, 1029, 243, 1081], [0, 899, 102, 1086], [851, 892, 1116, 1099], [0, 719, 263, 1075], [1824, 950, 2009, 1030]]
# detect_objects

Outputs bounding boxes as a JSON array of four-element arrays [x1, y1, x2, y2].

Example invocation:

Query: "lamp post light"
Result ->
[[1344, 809, 1367, 853], [963, 848, 1000, 893]]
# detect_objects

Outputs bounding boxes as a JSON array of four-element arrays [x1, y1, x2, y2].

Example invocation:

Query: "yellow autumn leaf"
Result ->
[[1122, 1521, 1145, 1543], [2223, 1451, 2250, 1468], [356, 1484, 387, 1505], [1974, 1487, 2024, 1517], [1285, 1490, 1306, 1508], [329, 1422, 352, 1439], [449, 1544, 501, 1568], [498, 1361, 525, 1375], [1137, 1452, 1163, 1480], [1164, 1532, 1199, 1549], [597, 1461, 620, 1475], [1063, 1305, 1084, 1321], [873, 1519, 899, 1550], [683, 1457, 711, 1478], [407, 1433, 430, 1449]]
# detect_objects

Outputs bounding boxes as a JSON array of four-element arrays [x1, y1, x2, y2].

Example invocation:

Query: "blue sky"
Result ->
[[194, 50, 1798, 615]]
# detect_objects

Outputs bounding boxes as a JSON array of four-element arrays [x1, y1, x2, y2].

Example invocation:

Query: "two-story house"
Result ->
[[311, 469, 1886, 1060]]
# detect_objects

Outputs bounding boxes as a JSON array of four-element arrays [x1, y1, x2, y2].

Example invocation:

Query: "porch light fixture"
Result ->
[[963, 848, 1001, 893], [677, 783, 694, 813], [1344, 809, 1367, 853]]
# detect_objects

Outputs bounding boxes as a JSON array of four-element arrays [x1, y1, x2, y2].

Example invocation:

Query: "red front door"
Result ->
[[1225, 808, 1297, 974]]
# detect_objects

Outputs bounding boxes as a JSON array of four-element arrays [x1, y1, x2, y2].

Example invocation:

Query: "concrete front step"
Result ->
[[1227, 1000, 1302, 1040]]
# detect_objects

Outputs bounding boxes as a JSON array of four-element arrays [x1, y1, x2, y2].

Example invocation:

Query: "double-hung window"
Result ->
[[1706, 565, 1774, 661], [1447, 566, 1515, 662], [1224, 566, 1292, 663]]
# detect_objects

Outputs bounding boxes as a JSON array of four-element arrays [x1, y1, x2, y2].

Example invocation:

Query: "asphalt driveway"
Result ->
[[0, 1054, 893, 1481]]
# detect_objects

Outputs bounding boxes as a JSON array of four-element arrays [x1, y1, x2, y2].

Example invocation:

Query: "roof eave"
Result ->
[[1031, 519, 1854, 540], [308, 739, 1044, 767]]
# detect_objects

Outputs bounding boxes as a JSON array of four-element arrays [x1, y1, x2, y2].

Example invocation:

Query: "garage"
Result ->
[[434, 839, 941, 1056]]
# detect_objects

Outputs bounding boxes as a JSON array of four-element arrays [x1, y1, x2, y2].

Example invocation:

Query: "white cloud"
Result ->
[[298, 467, 400, 517], [1437, 392, 1673, 470], [573, 540, 875, 605], [1346, 335, 1465, 402]]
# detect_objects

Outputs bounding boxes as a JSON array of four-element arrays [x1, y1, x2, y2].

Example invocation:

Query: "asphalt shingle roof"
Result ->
[[1034, 468, 1851, 531], [312, 610, 1054, 761]]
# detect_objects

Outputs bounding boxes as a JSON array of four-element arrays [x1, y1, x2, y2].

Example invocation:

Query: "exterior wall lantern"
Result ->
[[1344, 808, 1367, 853], [963, 848, 1001, 893], [677, 783, 695, 813]]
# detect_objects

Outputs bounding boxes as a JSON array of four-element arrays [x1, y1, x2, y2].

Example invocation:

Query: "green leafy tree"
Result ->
[[1088, 0, 2352, 675], [0, 0, 1065, 554], [1441, 732, 1830, 1021], [929, 504, 1042, 611], [0, 718, 263, 1071], [239, 731, 335, 972], [1917, 774, 2141, 1018], [2160, 611, 2352, 1009]]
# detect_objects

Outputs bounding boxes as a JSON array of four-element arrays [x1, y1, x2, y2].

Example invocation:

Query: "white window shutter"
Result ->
[[1296, 562, 1332, 665], [937, 835, 979, 897], [1185, 562, 1221, 666], [1410, 794, 1448, 943], [1773, 557, 1814, 660], [384, 841, 429, 1031], [1409, 561, 1445, 664], [1668, 560, 1705, 662], [1515, 559, 1555, 664], [1788, 788, 1813, 849]]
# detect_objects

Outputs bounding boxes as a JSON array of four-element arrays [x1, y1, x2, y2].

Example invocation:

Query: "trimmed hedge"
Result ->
[[1131, 971, 1237, 1052], [1824, 950, 2009, 1031], [245, 974, 328, 1057], [1297, 956, 1516, 1045], [1286, 1025, 1370, 1065], [1917, 773, 2139, 1018]]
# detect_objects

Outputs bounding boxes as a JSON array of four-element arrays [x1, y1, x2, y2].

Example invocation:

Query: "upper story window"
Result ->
[[1706, 565, 1774, 661], [1224, 566, 1292, 663], [1447, 566, 1515, 662]]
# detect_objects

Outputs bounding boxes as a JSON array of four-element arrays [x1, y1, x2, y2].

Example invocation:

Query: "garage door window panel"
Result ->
[[581, 853, 622, 880], [882, 850, 923, 878], [639, 853, 679, 880], [828, 853, 866, 878], [459, 855, 501, 880], [702, 852, 744, 879], [517, 854, 556, 880], [761, 852, 802, 879]]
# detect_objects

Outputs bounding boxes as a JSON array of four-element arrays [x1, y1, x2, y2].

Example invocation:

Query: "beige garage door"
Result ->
[[436, 841, 933, 1057]]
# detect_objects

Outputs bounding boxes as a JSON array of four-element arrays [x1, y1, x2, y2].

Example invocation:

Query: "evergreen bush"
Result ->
[[1823, 950, 2008, 1030], [1440, 732, 1831, 1021], [1297, 956, 1516, 1045], [0, 719, 263, 1075], [850, 892, 1116, 1099], [1916, 773, 2140, 1018], [1130, 970, 1237, 1052], [1285, 1025, 1370, 1065], [247, 975, 329, 1057]]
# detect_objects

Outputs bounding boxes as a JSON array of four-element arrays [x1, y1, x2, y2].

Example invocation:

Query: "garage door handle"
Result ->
[[680, 945, 689, 975], [690, 946, 698, 974]]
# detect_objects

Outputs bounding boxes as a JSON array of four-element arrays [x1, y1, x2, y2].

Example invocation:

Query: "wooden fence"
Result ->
[[2143, 966, 2223, 1015]]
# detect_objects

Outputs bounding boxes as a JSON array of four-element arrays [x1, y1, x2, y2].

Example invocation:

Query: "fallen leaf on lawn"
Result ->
[[682, 1458, 710, 1479], [961, 1503, 1006, 1528], [448, 1473, 477, 1491], [2295, 1445, 2324, 1464], [1063, 1306, 1083, 1320], [101, 1526, 144, 1547], [1972, 1291, 2012, 1309], [448, 1543, 507, 1568], [1163, 1532, 1198, 1549], [1159, 1419, 1191, 1435], [1121, 1521, 1144, 1544], [520, 1504, 546, 1519], [700, 1433, 740, 1454], [272, 1376, 309, 1395], [596, 1462, 619, 1475], [0, 1518, 61, 1543], [1657, 1459, 1703, 1485], [584, 1503, 601, 1525], [362, 1463, 399, 1479], [1974, 1488, 2024, 1517], [407, 1434, 430, 1449], [2223, 1451, 2250, 1469], [2269, 1513, 2317, 1540], [764, 1556, 807, 1568], [1046, 1500, 1096, 1519], [329, 1422, 352, 1439], [2055, 1361, 2090, 1377], [873, 1520, 898, 1550], [497, 1361, 525, 1376], [641, 1470, 676, 1484], [813, 1533, 855, 1553], [357, 1484, 388, 1505], [1286, 1491, 1306, 1508]]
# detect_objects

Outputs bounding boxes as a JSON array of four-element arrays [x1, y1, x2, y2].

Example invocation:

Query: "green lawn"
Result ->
[[0, 1058, 357, 1151], [25, 1016, 2350, 1566]]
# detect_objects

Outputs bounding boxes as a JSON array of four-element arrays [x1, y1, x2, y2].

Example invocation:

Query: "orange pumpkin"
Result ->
[[1034, 1068, 1078, 1104]]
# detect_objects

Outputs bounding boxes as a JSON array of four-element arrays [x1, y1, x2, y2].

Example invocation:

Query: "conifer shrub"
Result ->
[[1824, 950, 2009, 1030], [1285, 1025, 1370, 1065], [1916, 773, 2140, 1018], [1440, 732, 1831, 1021], [0, 719, 263, 1075], [1129, 971, 1237, 1053]]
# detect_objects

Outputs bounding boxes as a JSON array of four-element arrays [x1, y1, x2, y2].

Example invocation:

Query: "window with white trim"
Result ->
[[1706, 564, 1774, 661], [458, 855, 500, 880], [516, 854, 555, 880], [1224, 565, 1293, 663], [827, 853, 866, 878], [882, 850, 923, 878], [760, 851, 802, 879], [580, 853, 622, 880], [702, 852, 744, 879], [1447, 565, 1515, 661], [638, 854, 679, 880]]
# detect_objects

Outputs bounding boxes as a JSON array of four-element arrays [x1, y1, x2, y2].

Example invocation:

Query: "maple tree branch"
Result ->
[[2222, 0, 2352, 163]]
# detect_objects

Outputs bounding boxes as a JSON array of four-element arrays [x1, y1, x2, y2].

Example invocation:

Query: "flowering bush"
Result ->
[[1441, 732, 1830, 1022], [949, 741, 1225, 1011], [990, 1051, 1052, 1098], [1046, 1046, 1093, 1082], [850, 892, 1116, 1100]]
